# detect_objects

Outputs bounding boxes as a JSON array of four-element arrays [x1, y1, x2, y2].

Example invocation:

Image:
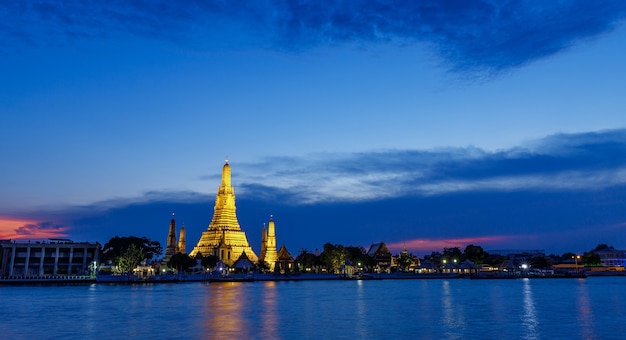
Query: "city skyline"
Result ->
[[2, 2, 626, 255]]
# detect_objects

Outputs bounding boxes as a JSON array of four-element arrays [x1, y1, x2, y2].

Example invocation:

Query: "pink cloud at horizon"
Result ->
[[386, 235, 533, 255], [0, 217, 69, 240]]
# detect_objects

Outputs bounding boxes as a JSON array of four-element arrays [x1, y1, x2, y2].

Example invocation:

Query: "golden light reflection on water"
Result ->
[[203, 282, 250, 339], [202, 282, 280, 339], [260, 281, 278, 338]]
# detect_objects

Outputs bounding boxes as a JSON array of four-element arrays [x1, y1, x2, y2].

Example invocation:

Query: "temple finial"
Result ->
[[225, 155, 229, 164]]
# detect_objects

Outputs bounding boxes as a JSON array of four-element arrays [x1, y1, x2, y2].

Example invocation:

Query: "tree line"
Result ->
[[99, 235, 614, 274]]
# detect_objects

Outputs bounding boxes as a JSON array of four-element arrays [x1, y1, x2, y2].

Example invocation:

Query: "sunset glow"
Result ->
[[0, 217, 69, 240], [387, 235, 534, 255]]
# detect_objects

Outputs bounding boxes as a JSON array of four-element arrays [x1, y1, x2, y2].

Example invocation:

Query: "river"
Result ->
[[1, 277, 625, 339]]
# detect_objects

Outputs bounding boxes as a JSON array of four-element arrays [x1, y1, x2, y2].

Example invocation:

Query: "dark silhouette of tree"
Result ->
[[201, 255, 220, 269], [296, 249, 319, 272], [256, 260, 270, 273], [529, 255, 551, 269], [483, 253, 506, 266], [592, 244, 613, 252], [345, 246, 375, 269], [443, 247, 462, 263], [582, 252, 601, 266], [423, 251, 443, 266], [168, 253, 197, 272], [561, 252, 577, 263], [463, 244, 486, 265], [101, 236, 162, 265]]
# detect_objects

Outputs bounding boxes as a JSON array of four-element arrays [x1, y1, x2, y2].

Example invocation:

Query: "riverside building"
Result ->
[[0, 239, 100, 277]]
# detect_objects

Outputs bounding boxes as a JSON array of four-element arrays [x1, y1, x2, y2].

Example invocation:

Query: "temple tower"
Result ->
[[262, 215, 278, 271], [260, 223, 267, 261], [189, 159, 258, 265], [161, 213, 178, 269], [165, 213, 177, 256], [177, 224, 186, 255]]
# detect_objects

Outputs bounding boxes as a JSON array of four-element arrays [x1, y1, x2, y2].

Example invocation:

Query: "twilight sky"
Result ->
[[2, 1, 626, 256]]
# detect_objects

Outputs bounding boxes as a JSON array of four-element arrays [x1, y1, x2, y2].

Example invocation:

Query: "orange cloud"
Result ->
[[0, 217, 69, 240]]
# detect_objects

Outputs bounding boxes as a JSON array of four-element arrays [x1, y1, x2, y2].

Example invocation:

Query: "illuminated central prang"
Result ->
[[189, 160, 258, 265]]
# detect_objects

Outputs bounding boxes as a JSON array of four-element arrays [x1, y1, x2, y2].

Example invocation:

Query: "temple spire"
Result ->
[[263, 215, 278, 271], [165, 213, 177, 256], [177, 223, 186, 255], [221, 158, 231, 187]]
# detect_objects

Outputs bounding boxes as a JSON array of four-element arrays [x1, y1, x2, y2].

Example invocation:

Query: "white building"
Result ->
[[0, 239, 101, 277]]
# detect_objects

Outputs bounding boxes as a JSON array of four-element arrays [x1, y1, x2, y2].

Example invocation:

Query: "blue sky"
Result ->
[[2, 1, 626, 256]]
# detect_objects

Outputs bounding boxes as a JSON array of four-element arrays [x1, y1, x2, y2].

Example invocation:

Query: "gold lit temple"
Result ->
[[189, 159, 258, 265], [260, 216, 278, 271]]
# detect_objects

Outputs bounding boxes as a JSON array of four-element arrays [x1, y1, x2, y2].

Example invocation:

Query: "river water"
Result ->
[[1, 277, 625, 339]]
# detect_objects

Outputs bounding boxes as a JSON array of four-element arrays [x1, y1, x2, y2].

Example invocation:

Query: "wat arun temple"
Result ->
[[170, 159, 278, 268]]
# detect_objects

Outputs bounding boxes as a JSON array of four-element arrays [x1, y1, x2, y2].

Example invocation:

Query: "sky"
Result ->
[[2, 1, 626, 257]]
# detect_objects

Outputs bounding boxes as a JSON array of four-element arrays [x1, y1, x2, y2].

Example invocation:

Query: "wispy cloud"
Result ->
[[235, 129, 626, 204], [2, 1, 625, 74]]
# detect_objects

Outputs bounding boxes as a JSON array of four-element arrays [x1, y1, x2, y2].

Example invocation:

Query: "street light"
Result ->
[[572, 255, 581, 273]]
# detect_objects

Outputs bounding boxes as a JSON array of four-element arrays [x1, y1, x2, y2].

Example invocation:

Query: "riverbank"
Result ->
[[4, 270, 621, 284]]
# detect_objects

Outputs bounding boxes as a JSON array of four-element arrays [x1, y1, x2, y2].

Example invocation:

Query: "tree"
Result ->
[[423, 251, 443, 266], [529, 255, 551, 269], [443, 247, 462, 263], [592, 244, 613, 252], [201, 255, 220, 269], [345, 246, 375, 269], [320, 243, 348, 273], [582, 252, 601, 267], [168, 253, 197, 272], [463, 244, 486, 265], [116, 244, 144, 275], [257, 260, 270, 273], [296, 249, 319, 272], [396, 252, 414, 271], [101, 236, 162, 265], [561, 252, 577, 263]]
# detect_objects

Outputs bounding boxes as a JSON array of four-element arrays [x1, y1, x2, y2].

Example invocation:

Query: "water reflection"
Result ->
[[355, 280, 368, 338], [440, 280, 466, 339], [260, 281, 278, 339], [203, 282, 250, 339], [521, 279, 538, 340], [575, 281, 597, 339]]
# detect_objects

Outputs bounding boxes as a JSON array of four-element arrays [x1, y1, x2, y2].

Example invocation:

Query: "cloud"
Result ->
[[235, 129, 626, 204], [6, 129, 626, 254], [2, 1, 625, 74], [0, 217, 69, 239], [386, 235, 532, 254]]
